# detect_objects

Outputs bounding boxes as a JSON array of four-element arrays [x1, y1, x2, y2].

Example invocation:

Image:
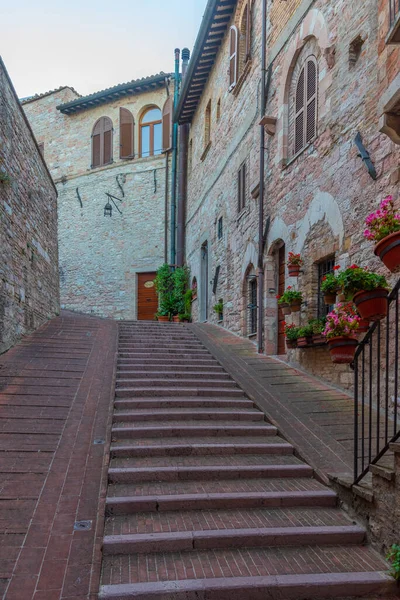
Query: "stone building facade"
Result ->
[[0, 58, 59, 354], [23, 74, 173, 320], [178, 0, 400, 392]]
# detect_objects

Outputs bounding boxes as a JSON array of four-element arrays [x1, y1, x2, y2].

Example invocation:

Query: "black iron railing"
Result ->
[[389, 0, 400, 28], [353, 278, 400, 484]]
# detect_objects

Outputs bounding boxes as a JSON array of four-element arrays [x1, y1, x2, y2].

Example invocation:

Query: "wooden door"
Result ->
[[137, 272, 158, 321], [277, 246, 286, 354]]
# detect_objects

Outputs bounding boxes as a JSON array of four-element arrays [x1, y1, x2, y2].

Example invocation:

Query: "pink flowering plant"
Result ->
[[364, 196, 400, 243], [323, 303, 361, 341]]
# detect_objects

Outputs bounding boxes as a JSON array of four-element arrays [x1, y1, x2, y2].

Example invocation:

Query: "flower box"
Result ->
[[353, 288, 388, 322], [328, 336, 358, 364]]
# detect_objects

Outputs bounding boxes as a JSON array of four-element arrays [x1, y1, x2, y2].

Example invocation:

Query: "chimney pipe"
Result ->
[[176, 48, 191, 268]]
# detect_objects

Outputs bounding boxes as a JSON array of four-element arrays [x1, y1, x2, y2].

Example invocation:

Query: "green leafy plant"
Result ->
[[173, 266, 190, 316], [213, 301, 223, 318], [278, 287, 303, 306], [297, 323, 314, 338], [336, 265, 389, 298], [287, 252, 302, 266], [284, 323, 300, 341], [309, 317, 327, 334], [320, 267, 341, 294], [386, 544, 400, 582]]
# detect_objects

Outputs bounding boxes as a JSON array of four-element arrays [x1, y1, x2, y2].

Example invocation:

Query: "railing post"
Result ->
[[354, 357, 359, 481]]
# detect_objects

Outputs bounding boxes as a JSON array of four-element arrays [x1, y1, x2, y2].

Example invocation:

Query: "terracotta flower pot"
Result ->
[[288, 264, 301, 277], [357, 318, 370, 334], [312, 334, 326, 346], [158, 315, 170, 322], [323, 292, 336, 305], [328, 336, 358, 364], [337, 293, 346, 303], [297, 336, 311, 347], [280, 303, 291, 316], [353, 288, 388, 321], [374, 231, 400, 272], [172, 315, 180, 323], [289, 301, 302, 313], [286, 339, 297, 349]]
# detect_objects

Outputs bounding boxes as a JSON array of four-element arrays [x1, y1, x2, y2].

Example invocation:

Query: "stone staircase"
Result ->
[[99, 322, 397, 599]]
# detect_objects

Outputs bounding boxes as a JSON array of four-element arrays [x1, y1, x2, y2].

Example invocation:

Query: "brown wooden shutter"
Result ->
[[245, 3, 251, 60], [294, 67, 305, 155], [92, 134, 101, 167], [162, 97, 172, 152], [305, 58, 317, 144], [120, 108, 134, 159], [229, 27, 238, 87], [92, 117, 113, 167], [103, 129, 112, 164]]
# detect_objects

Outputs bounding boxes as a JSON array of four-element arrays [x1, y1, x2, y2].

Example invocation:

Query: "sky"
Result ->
[[1, 0, 207, 99]]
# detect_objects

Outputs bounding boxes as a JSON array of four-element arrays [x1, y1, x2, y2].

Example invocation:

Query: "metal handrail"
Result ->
[[353, 277, 400, 484]]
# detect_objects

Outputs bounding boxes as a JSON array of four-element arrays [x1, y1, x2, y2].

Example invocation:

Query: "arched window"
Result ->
[[92, 117, 113, 168], [229, 26, 238, 89], [120, 108, 134, 159], [140, 106, 162, 157], [239, 3, 251, 76], [291, 56, 318, 157], [162, 98, 173, 152]]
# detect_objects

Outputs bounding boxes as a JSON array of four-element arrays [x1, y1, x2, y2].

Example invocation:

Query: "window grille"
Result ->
[[317, 257, 335, 319]]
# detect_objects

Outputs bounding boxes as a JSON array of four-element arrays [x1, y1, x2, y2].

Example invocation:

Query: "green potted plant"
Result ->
[[364, 195, 400, 272], [297, 323, 314, 347], [320, 266, 341, 304], [213, 300, 223, 321], [172, 266, 189, 322], [284, 323, 300, 349], [323, 303, 360, 364], [310, 318, 327, 345], [337, 265, 389, 321], [179, 289, 193, 322], [277, 295, 291, 316], [278, 287, 303, 313], [287, 252, 303, 277]]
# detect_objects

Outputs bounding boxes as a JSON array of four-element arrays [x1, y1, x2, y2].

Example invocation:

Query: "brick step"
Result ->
[[110, 441, 294, 458], [112, 424, 277, 439], [118, 333, 197, 339], [112, 409, 263, 422], [116, 370, 231, 380], [99, 571, 396, 600], [114, 397, 254, 409], [103, 524, 365, 556], [118, 347, 209, 355], [117, 362, 222, 371], [107, 463, 313, 483], [118, 343, 206, 351], [118, 352, 212, 360], [104, 505, 353, 536], [110, 454, 301, 469], [116, 378, 238, 388], [115, 387, 246, 398], [106, 488, 337, 515]]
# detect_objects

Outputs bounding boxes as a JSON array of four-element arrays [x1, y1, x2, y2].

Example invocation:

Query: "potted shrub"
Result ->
[[310, 318, 327, 345], [284, 323, 300, 349], [279, 287, 303, 313], [337, 265, 389, 321], [173, 266, 189, 320], [320, 266, 341, 304], [287, 252, 302, 277], [213, 301, 223, 321], [364, 195, 400, 272], [297, 323, 314, 347], [323, 303, 360, 364], [156, 308, 170, 322], [277, 295, 291, 316], [155, 264, 174, 319], [179, 289, 193, 322]]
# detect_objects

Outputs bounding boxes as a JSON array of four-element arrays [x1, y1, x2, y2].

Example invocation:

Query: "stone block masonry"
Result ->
[[0, 58, 59, 354]]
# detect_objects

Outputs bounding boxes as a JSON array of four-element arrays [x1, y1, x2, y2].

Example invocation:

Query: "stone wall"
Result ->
[[0, 59, 59, 353], [24, 85, 170, 319], [184, 0, 400, 392]]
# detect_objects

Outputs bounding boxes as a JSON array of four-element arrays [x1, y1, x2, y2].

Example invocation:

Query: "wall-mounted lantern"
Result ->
[[104, 200, 113, 217]]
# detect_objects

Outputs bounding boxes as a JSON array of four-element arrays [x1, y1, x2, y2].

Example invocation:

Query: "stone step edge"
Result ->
[[112, 410, 264, 422], [111, 425, 278, 438], [99, 571, 395, 600], [102, 525, 365, 555], [108, 464, 313, 483], [110, 442, 294, 458], [105, 490, 337, 514], [115, 388, 245, 398]]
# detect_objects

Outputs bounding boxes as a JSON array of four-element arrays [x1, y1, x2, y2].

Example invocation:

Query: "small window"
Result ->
[[238, 162, 246, 212], [92, 116, 113, 168], [217, 99, 221, 121], [317, 257, 335, 319], [205, 100, 212, 147], [229, 26, 238, 88], [120, 108, 134, 159], [140, 106, 162, 158], [218, 216, 223, 239], [293, 56, 318, 156]]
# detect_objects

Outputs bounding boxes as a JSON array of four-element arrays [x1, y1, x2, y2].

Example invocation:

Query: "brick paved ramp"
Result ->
[[99, 322, 397, 600], [0, 311, 117, 600]]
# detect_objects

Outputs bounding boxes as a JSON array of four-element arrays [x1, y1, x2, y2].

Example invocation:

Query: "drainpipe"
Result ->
[[176, 48, 191, 267], [170, 48, 181, 267], [257, 0, 267, 354], [164, 150, 170, 262]]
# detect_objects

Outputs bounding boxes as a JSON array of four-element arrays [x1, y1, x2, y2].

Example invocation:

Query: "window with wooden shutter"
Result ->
[[162, 97, 172, 152], [229, 26, 238, 88], [140, 106, 162, 157], [91, 116, 113, 168], [120, 108, 134, 159], [238, 162, 246, 213], [293, 56, 318, 157]]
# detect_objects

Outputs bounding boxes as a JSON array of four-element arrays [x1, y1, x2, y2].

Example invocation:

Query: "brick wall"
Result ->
[[24, 86, 170, 319], [0, 59, 59, 353]]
